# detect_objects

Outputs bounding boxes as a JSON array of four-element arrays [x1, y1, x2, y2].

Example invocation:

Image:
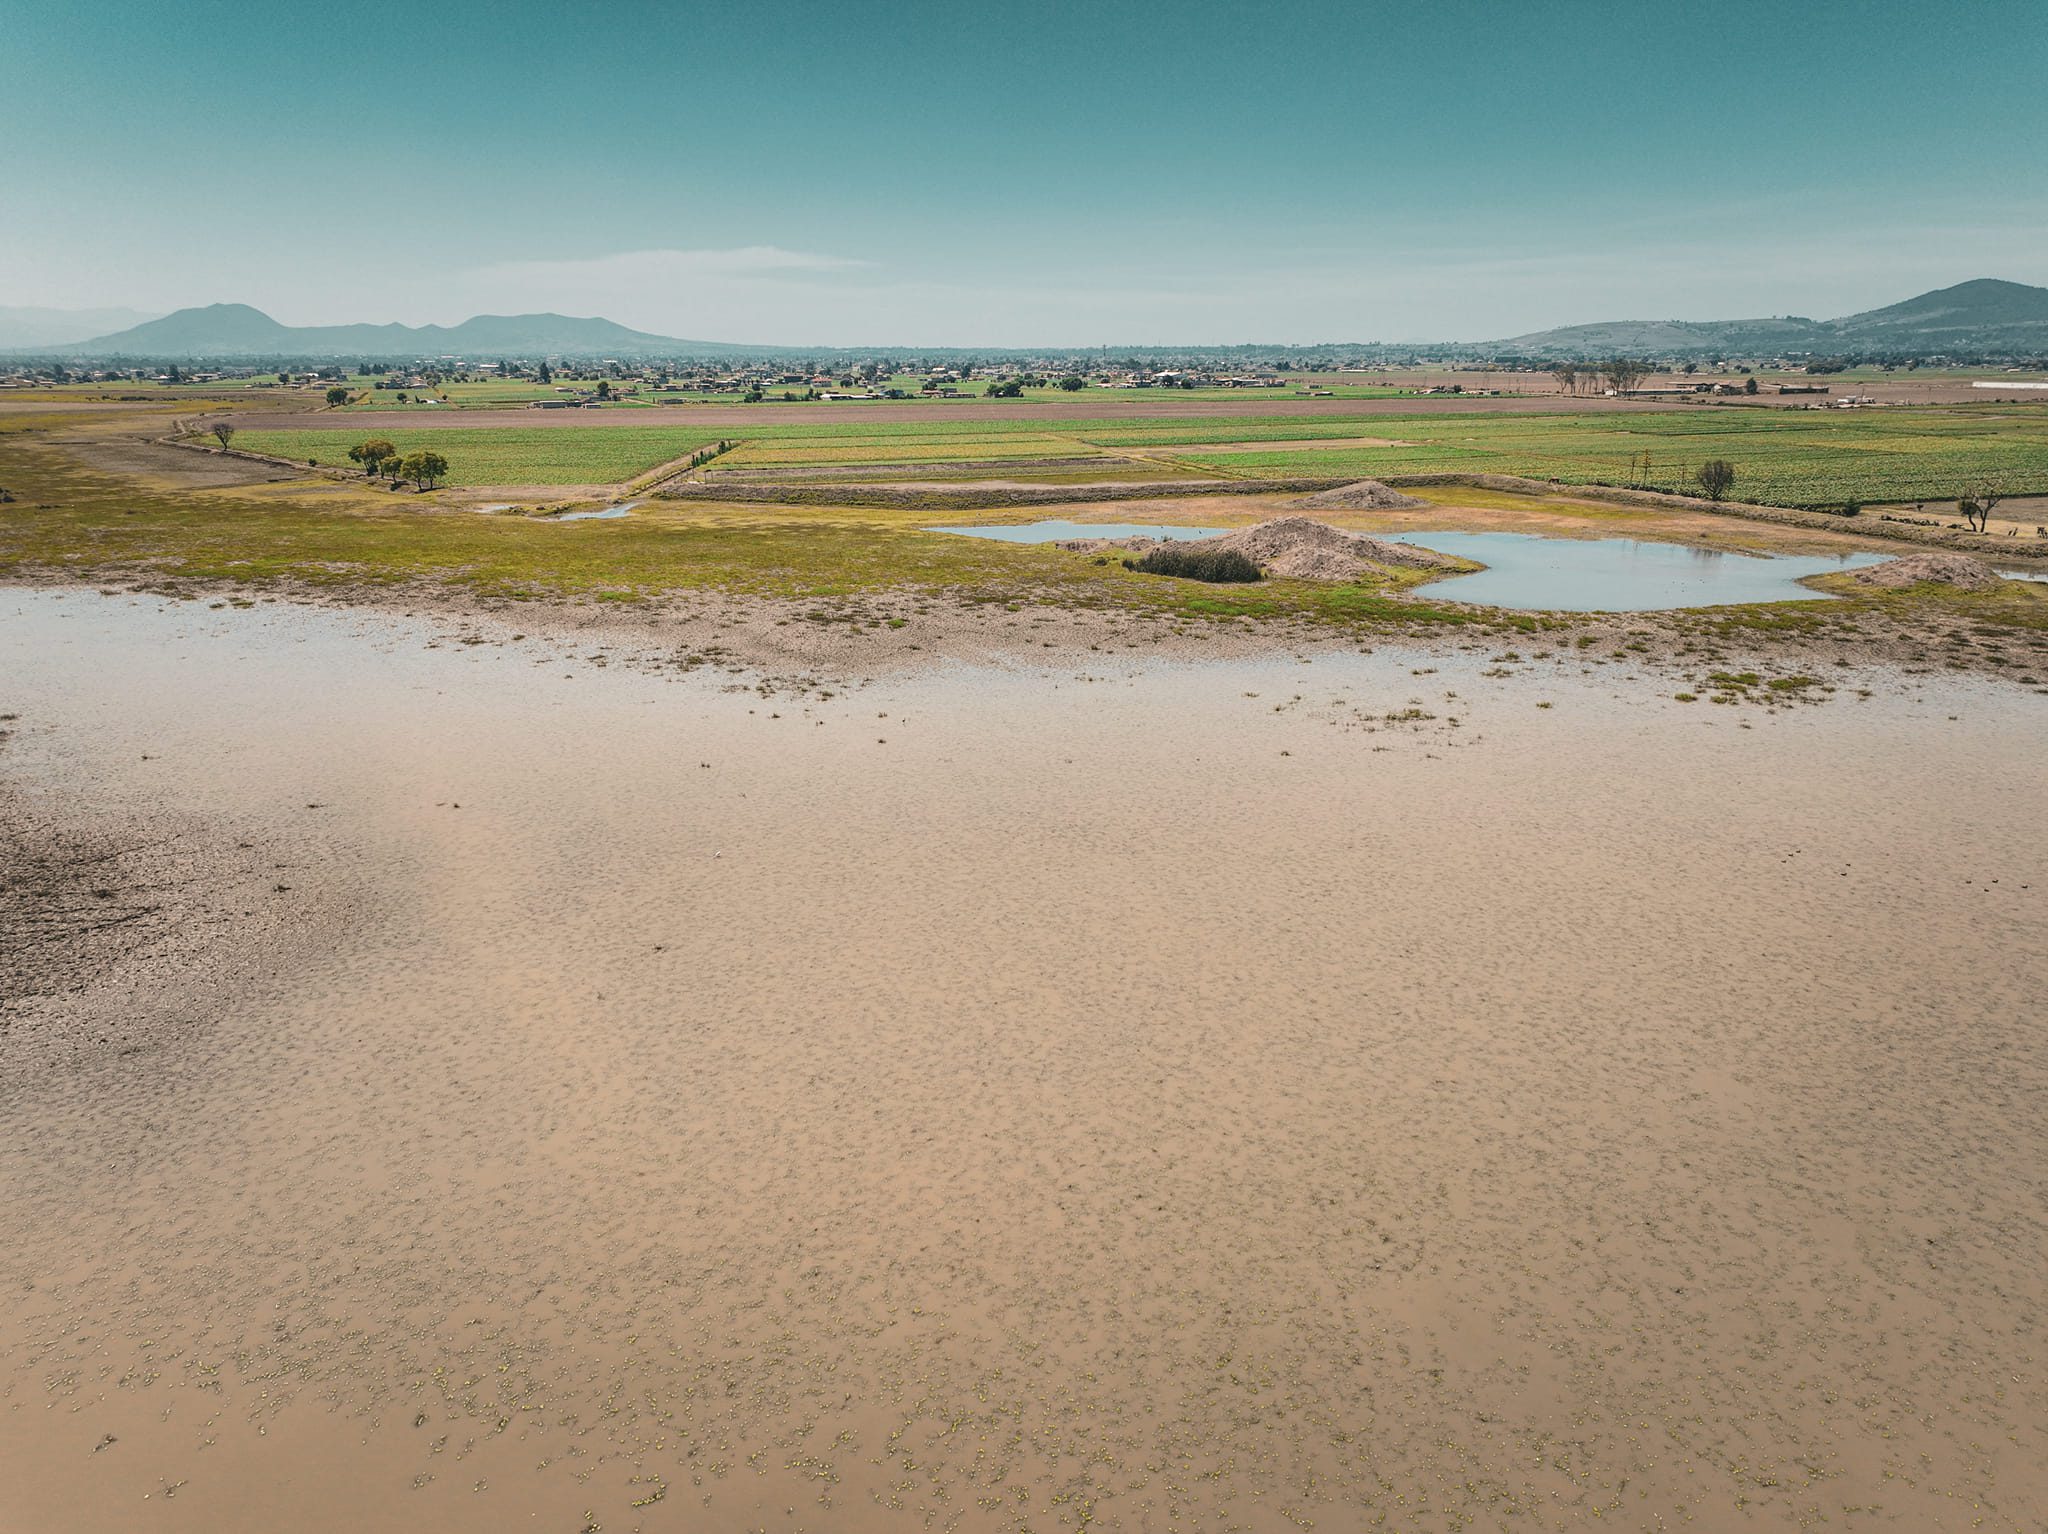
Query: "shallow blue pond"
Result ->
[[1389, 532, 1889, 612], [934, 520, 1893, 610]]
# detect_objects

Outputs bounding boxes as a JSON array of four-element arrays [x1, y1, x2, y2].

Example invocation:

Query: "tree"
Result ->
[[596, 379, 612, 400], [1743, 375, 1759, 395], [538, 360, 553, 384], [1957, 484, 2003, 534], [399, 450, 448, 490], [210, 422, 235, 449], [1057, 374, 1086, 392], [326, 386, 351, 407], [1696, 459, 1736, 501], [1550, 363, 1578, 395], [348, 438, 397, 476], [1602, 358, 1648, 395]]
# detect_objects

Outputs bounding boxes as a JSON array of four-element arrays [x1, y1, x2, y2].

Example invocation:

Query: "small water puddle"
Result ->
[[556, 502, 639, 522], [1389, 531, 1888, 611]]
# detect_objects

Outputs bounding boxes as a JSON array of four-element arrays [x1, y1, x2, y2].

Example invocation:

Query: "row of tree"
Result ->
[[1552, 360, 1648, 395], [199, 423, 446, 488], [348, 439, 448, 489], [1549, 360, 1767, 396]]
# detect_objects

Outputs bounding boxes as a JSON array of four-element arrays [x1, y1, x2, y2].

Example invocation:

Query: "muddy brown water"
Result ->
[[2, 592, 2044, 1532]]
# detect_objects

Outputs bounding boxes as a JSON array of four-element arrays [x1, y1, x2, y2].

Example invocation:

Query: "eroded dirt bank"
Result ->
[[2, 592, 2044, 1533]]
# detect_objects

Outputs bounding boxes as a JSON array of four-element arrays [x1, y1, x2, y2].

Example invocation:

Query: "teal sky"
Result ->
[[4, 0, 2045, 345]]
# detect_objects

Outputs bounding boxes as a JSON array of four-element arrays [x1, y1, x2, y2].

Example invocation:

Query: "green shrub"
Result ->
[[1126, 545, 1263, 583]]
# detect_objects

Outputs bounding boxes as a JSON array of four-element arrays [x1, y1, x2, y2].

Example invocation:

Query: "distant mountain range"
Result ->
[[0, 305, 165, 349], [9, 279, 2048, 362], [1503, 279, 2048, 359], [25, 303, 770, 361]]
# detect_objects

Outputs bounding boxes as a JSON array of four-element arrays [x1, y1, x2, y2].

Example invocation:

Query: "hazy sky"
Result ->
[[5, 0, 2045, 345]]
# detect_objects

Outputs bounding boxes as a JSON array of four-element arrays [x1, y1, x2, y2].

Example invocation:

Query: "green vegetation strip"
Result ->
[[232, 426, 720, 486], [1174, 407, 2048, 508], [242, 405, 2048, 506]]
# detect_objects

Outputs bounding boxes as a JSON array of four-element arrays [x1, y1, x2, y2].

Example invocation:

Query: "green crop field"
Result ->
[[717, 433, 1100, 467], [1171, 407, 2048, 507], [233, 404, 2048, 504], [1079, 422, 1427, 447], [232, 426, 720, 485], [672, 407, 2048, 504]]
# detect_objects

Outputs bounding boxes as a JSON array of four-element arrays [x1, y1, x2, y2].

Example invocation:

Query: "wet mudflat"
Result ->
[[1, 591, 2044, 1533]]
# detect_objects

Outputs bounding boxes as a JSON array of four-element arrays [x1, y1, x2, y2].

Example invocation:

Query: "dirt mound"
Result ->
[[1059, 517, 1465, 582], [1290, 479, 1427, 511], [1189, 517, 1464, 581], [1849, 553, 2003, 591]]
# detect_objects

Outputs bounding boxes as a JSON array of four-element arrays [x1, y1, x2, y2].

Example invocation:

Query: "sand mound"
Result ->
[[1290, 479, 1427, 511], [1187, 517, 1464, 581], [1059, 517, 1466, 582], [1849, 553, 2003, 591]]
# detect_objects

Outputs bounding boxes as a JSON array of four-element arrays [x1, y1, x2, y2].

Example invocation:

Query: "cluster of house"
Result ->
[[504, 361, 1311, 404], [1087, 368, 1287, 389], [0, 365, 238, 387]]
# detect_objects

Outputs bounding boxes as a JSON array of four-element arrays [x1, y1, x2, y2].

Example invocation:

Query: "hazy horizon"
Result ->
[[6, 0, 2046, 346]]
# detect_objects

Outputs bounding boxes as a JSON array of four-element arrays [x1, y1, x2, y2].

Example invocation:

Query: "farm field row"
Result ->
[[233, 426, 718, 485], [715, 433, 1099, 467], [602, 413, 1378, 444], [1169, 407, 2048, 506], [231, 404, 2048, 503]]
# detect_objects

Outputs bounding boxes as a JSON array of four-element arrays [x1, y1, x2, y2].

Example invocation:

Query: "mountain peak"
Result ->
[[45, 306, 728, 359], [1505, 278, 2048, 358], [1838, 278, 2048, 333], [190, 301, 278, 318]]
